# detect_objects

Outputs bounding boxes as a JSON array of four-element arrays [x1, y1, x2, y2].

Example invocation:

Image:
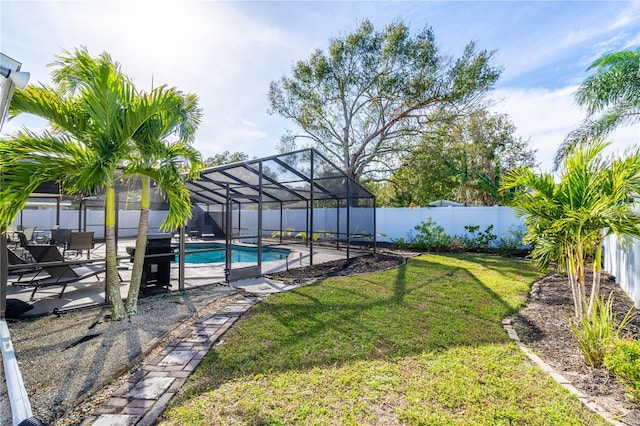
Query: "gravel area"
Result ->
[[0, 283, 239, 425]]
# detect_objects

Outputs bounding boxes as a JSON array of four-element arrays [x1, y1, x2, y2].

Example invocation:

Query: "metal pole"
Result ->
[[56, 197, 60, 227], [0, 234, 6, 319], [372, 197, 377, 254], [178, 225, 185, 291], [225, 185, 231, 283], [346, 179, 351, 259], [79, 199, 83, 232], [257, 162, 263, 275], [309, 150, 314, 266], [279, 201, 283, 244], [305, 200, 309, 249], [336, 199, 340, 251], [1, 320, 40, 426]]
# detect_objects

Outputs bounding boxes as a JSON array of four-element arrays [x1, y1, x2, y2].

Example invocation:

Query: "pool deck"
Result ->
[[6, 238, 368, 317]]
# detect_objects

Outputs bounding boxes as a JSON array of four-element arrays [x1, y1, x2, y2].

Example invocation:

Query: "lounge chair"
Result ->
[[16, 232, 35, 261], [15, 245, 107, 300], [7, 247, 41, 282]]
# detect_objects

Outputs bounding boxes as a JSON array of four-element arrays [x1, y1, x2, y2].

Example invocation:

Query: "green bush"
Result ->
[[461, 224, 497, 249], [604, 338, 640, 403], [395, 220, 528, 254], [570, 293, 635, 367], [495, 225, 528, 250], [408, 218, 453, 250]]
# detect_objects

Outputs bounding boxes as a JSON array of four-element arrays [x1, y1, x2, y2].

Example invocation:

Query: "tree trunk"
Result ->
[[575, 242, 589, 317], [567, 256, 580, 318], [588, 242, 603, 317], [125, 176, 150, 316], [105, 183, 126, 320]]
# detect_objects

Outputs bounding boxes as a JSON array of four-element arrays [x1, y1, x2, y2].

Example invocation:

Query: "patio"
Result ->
[[6, 236, 365, 317]]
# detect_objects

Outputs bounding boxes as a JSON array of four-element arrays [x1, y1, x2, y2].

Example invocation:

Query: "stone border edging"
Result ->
[[56, 290, 241, 421], [502, 318, 627, 426], [79, 295, 259, 425]]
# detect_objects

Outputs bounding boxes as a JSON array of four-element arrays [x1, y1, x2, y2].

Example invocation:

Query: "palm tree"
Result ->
[[123, 90, 203, 315], [554, 48, 640, 169], [1, 48, 179, 320], [503, 140, 640, 318]]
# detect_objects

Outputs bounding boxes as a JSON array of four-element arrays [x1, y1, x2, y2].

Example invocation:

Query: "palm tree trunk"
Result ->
[[575, 241, 589, 317], [125, 176, 150, 315], [567, 251, 581, 318], [588, 241, 603, 316], [105, 183, 126, 320]]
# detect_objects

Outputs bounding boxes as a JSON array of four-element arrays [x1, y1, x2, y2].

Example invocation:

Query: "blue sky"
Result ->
[[1, 0, 638, 172]]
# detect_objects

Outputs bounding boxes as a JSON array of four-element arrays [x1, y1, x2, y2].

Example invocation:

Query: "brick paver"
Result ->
[[92, 296, 258, 425]]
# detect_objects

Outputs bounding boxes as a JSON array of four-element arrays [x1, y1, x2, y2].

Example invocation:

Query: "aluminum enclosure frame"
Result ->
[[186, 148, 376, 281]]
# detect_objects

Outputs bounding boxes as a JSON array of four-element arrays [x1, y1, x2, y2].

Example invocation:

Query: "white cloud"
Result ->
[[3, 0, 637, 167], [490, 87, 640, 172]]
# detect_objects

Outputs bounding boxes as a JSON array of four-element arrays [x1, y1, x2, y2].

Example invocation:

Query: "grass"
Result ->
[[159, 253, 608, 425]]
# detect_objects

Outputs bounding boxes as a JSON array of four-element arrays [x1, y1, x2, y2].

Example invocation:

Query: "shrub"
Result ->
[[409, 218, 452, 250], [461, 224, 497, 250], [570, 292, 635, 367], [495, 225, 528, 250], [604, 338, 640, 403]]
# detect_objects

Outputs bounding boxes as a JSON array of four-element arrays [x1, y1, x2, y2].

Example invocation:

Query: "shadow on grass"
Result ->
[[183, 253, 540, 399]]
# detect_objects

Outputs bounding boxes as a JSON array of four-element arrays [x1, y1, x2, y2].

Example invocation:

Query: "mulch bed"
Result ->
[[512, 271, 640, 425], [267, 250, 407, 283]]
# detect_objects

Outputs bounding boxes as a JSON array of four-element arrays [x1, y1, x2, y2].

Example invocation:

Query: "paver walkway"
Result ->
[[82, 296, 259, 426]]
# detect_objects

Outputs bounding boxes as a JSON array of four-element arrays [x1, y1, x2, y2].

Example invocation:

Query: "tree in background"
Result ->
[[269, 20, 501, 181], [383, 110, 535, 206], [555, 47, 640, 168], [503, 140, 640, 319], [206, 151, 249, 167]]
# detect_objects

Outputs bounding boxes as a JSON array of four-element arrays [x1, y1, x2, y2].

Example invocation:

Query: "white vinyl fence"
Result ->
[[375, 206, 524, 242], [604, 235, 640, 308]]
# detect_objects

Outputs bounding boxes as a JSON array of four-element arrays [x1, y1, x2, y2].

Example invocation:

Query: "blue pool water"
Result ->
[[179, 243, 290, 264]]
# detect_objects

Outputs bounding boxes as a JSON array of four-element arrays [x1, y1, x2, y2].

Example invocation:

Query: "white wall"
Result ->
[[376, 206, 524, 242], [604, 235, 640, 309], [12, 209, 169, 239]]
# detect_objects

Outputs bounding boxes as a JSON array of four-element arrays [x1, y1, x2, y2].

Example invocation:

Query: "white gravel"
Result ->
[[0, 284, 240, 425]]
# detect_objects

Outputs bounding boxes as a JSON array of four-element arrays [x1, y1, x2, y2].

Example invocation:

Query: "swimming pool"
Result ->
[[179, 243, 291, 264]]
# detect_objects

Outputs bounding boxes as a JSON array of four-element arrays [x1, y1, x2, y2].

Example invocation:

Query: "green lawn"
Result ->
[[160, 253, 607, 425]]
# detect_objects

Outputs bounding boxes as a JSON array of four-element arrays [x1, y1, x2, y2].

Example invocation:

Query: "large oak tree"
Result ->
[[269, 20, 502, 181], [385, 110, 536, 206]]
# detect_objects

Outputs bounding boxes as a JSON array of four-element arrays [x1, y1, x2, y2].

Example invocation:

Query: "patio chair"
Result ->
[[201, 225, 216, 240], [7, 247, 42, 282], [65, 231, 95, 258], [22, 226, 36, 243], [51, 228, 72, 251], [16, 232, 37, 261], [16, 245, 107, 300], [6, 225, 20, 249]]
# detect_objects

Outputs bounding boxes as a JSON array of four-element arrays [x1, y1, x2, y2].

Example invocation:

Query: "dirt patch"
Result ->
[[266, 250, 408, 283]]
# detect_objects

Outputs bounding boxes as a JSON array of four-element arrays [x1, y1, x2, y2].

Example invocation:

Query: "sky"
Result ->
[[1, 0, 638, 172]]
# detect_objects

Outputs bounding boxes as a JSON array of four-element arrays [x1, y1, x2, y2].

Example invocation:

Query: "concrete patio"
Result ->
[[6, 237, 365, 317]]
